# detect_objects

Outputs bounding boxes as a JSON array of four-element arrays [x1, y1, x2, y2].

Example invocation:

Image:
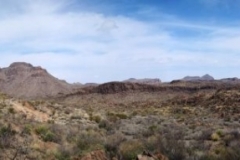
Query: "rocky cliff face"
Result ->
[[0, 62, 73, 98]]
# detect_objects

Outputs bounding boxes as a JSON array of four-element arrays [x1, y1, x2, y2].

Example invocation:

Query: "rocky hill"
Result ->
[[123, 78, 161, 85], [182, 74, 214, 81], [0, 62, 73, 98]]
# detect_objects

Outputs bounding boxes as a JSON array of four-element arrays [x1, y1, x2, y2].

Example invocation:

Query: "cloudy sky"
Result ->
[[0, 0, 239, 83]]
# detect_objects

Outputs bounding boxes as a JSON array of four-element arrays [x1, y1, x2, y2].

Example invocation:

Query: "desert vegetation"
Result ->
[[0, 81, 240, 160]]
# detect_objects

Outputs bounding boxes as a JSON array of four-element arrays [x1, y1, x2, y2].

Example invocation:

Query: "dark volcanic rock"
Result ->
[[92, 82, 162, 94]]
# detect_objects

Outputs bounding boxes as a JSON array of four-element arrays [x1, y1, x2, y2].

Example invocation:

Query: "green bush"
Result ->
[[35, 125, 48, 135], [0, 125, 16, 136], [22, 125, 32, 135], [55, 147, 71, 160], [43, 131, 55, 142], [0, 125, 16, 148], [35, 125, 57, 142]]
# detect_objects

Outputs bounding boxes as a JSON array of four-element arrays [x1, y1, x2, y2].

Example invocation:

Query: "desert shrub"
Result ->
[[216, 130, 224, 137], [35, 125, 58, 142], [55, 146, 71, 160], [107, 112, 128, 122], [76, 130, 103, 152], [55, 152, 70, 160], [131, 110, 138, 117], [104, 132, 126, 158], [207, 147, 240, 160], [143, 135, 158, 152], [64, 108, 71, 114], [107, 114, 118, 123], [48, 124, 63, 143], [211, 133, 220, 141], [66, 127, 78, 143], [98, 119, 112, 131], [198, 154, 218, 160], [142, 125, 159, 138], [35, 125, 48, 135], [0, 102, 7, 108], [198, 129, 213, 141], [157, 128, 187, 160], [22, 124, 32, 135], [8, 107, 15, 114], [0, 125, 16, 148], [47, 120, 55, 124], [52, 109, 56, 116], [119, 139, 144, 160], [70, 115, 82, 120], [115, 113, 128, 119], [229, 130, 240, 139], [223, 130, 240, 147], [43, 131, 55, 142], [90, 115, 101, 123], [149, 125, 158, 132], [221, 147, 240, 160], [0, 125, 15, 136]]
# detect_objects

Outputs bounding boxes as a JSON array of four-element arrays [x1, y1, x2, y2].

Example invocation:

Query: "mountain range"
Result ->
[[182, 74, 214, 81], [0, 62, 238, 99]]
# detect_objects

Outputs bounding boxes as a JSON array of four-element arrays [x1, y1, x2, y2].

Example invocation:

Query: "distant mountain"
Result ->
[[123, 78, 161, 85], [0, 62, 73, 98], [83, 83, 99, 87], [201, 74, 214, 80], [220, 77, 240, 83], [182, 74, 214, 81]]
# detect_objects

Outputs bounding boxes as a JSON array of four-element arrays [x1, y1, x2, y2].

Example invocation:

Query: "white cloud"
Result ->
[[0, 0, 239, 83]]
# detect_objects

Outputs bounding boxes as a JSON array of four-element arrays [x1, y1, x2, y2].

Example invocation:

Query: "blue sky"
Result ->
[[0, 0, 240, 83]]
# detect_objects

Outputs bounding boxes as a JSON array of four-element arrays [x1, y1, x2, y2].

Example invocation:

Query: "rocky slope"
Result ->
[[0, 62, 73, 98]]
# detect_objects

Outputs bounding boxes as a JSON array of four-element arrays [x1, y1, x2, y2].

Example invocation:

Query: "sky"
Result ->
[[0, 0, 240, 83]]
